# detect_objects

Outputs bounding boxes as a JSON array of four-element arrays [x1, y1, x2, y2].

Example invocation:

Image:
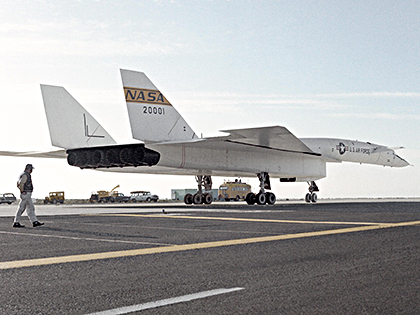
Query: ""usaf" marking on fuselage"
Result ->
[[124, 87, 172, 106]]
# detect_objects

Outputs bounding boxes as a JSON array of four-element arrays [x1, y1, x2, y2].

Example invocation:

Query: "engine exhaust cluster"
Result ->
[[66, 144, 160, 169]]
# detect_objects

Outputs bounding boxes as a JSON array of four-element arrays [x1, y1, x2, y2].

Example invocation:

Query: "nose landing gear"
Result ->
[[305, 181, 319, 203], [245, 172, 276, 205]]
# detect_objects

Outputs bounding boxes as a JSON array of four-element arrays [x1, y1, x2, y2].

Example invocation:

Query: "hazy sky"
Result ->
[[0, 0, 419, 200]]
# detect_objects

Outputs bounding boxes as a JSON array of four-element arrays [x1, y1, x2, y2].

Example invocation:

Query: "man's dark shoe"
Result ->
[[13, 222, 25, 228], [33, 221, 44, 227]]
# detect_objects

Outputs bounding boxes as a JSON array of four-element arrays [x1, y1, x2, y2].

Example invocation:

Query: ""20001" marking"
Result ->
[[143, 106, 165, 115]]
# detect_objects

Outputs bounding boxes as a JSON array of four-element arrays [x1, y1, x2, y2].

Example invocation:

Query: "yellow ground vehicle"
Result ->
[[90, 185, 120, 203], [44, 191, 65, 204], [218, 180, 251, 201]]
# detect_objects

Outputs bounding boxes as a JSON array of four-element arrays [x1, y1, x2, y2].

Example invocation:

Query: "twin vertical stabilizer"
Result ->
[[41, 85, 116, 149], [121, 69, 198, 143], [41, 69, 198, 150]]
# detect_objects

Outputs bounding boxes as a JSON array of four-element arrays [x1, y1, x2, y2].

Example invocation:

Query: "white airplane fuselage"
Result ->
[[101, 137, 408, 183], [148, 140, 325, 181]]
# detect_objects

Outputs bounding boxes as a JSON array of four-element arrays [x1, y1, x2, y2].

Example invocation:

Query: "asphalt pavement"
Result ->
[[1, 201, 419, 314]]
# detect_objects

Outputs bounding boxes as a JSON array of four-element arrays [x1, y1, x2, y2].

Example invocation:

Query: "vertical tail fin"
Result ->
[[41, 85, 116, 149], [121, 69, 198, 143]]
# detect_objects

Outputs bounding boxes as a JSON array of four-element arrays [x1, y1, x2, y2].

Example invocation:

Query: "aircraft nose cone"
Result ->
[[395, 154, 410, 167]]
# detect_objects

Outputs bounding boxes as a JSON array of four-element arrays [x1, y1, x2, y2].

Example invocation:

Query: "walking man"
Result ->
[[13, 164, 44, 228]]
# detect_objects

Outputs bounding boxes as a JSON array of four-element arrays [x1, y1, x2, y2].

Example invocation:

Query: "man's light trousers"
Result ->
[[14, 192, 38, 223]]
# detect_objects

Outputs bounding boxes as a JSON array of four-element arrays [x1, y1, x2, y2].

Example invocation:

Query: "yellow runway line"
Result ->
[[1, 220, 419, 270]]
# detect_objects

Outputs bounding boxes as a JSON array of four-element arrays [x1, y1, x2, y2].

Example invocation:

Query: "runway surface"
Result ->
[[1, 201, 419, 314]]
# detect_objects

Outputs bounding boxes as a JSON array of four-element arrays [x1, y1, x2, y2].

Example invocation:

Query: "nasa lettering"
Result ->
[[124, 87, 171, 106]]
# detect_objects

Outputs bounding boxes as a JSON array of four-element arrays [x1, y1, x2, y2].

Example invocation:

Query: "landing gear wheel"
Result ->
[[203, 193, 213, 204], [266, 192, 276, 205], [256, 192, 267, 205], [187, 175, 213, 206], [193, 193, 203, 204], [184, 193, 193, 205], [311, 193, 317, 203], [245, 192, 256, 205], [305, 193, 312, 203]]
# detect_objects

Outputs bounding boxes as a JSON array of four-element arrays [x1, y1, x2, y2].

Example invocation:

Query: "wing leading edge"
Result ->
[[149, 126, 321, 157], [220, 126, 320, 156], [152, 126, 320, 156]]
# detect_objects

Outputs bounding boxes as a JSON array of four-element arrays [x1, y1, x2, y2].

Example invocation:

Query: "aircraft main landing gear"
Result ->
[[305, 181, 319, 203], [245, 172, 276, 206], [184, 175, 213, 205]]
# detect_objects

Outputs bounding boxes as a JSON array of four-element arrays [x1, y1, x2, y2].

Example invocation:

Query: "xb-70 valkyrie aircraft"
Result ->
[[0, 69, 410, 205]]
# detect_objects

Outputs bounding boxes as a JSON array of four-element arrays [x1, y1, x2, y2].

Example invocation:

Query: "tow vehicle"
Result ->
[[90, 185, 120, 203], [44, 191, 65, 204]]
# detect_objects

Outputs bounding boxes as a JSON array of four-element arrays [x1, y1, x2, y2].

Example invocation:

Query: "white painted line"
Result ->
[[0, 230, 172, 246], [86, 287, 245, 315]]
